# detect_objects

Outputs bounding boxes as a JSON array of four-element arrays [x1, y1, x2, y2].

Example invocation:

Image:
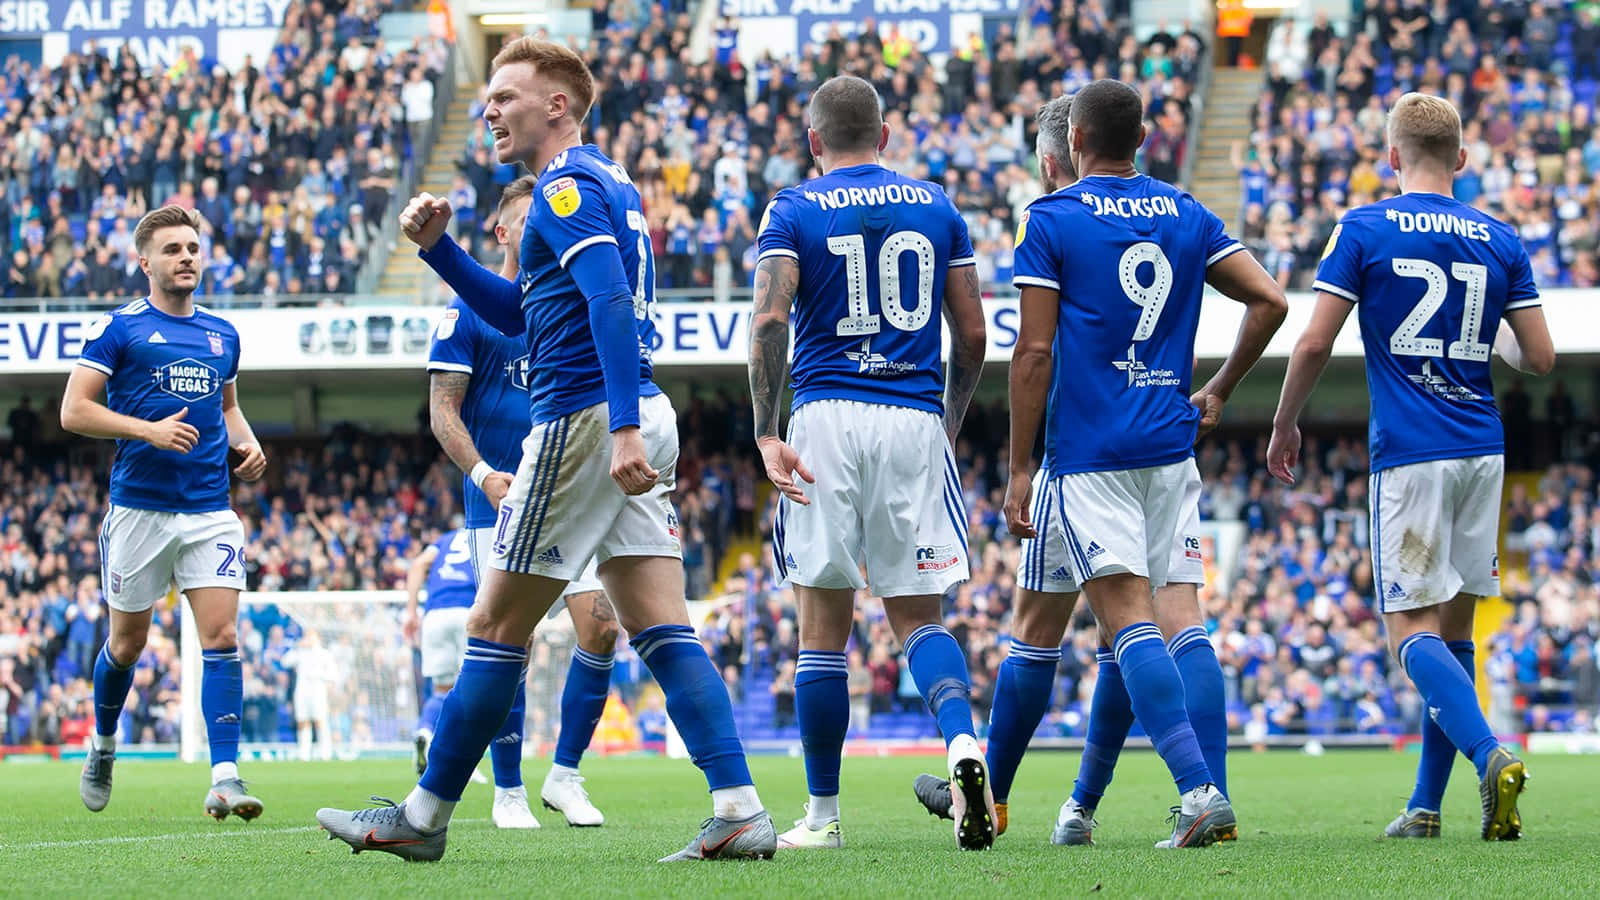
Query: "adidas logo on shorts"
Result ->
[[1386, 582, 1407, 601], [784, 553, 797, 570], [1050, 566, 1071, 580], [536, 546, 564, 565], [1085, 542, 1107, 559]]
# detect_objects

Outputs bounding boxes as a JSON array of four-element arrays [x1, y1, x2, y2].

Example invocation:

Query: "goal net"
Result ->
[[178, 590, 579, 763]]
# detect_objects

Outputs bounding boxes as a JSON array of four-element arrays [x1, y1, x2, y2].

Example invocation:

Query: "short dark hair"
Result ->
[[499, 175, 538, 215], [1069, 79, 1145, 160], [134, 205, 202, 254], [808, 76, 883, 154]]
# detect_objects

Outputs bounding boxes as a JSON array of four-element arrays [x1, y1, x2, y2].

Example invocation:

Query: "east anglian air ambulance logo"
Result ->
[[1014, 210, 1030, 248], [543, 177, 581, 217]]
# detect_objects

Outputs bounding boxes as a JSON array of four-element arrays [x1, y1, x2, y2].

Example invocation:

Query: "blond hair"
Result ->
[[1387, 92, 1462, 171], [134, 205, 203, 254], [491, 38, 595, 124]]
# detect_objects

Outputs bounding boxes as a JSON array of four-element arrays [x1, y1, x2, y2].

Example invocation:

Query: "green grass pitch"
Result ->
[[3, 750, 1598, 898]]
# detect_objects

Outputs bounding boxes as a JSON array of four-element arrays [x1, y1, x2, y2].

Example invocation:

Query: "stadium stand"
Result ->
[[1235, 4, 1600, 292], [0, 0, 452, 303], [2, 1, 1596, 758]]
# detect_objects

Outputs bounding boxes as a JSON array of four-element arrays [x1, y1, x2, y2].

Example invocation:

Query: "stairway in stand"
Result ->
[[376, 86, 482, 300], [1189, 67, 1262, 229]]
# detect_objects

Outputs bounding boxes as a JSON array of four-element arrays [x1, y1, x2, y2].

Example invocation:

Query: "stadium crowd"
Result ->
[[0, 389, 753, 747], [3, 0, 1598, 753], [0, 0, 452, 304], [452, 2, 1206, 297], [1240, 3, 1600, 290]]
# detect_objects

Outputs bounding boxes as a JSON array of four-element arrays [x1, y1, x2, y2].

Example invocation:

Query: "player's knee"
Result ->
[[199, 619, 238, 650], [107, 633, 145, 667]]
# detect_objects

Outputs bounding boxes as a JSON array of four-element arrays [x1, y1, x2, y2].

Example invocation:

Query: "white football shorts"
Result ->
[[1370, 454, 1502, 613], [468, 525, 602, 619], [293, 687, 331, 723], [1018, 463, 1205, 593], [773, 399, 970, 598], [100, 505, 247, 613], [492, 393, 682, 581], [421, 605, 470, 680], [1033, 458, 1200, 589]]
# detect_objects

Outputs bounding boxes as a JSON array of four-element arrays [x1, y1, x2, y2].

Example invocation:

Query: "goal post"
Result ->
[[179, 590, 580, 763]]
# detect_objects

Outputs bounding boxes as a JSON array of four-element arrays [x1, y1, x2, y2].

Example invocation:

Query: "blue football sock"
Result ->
[[903, 624, 977, 745], [1169, 626, 1228, 798], [795, 650, 849, 797], [490, 676, 528, 789], [1115, 623, 1211, 793], [631, 624, 752, 790], [419, 691, 447, 735], [93, 641, 136, 738], [1409, 640, 1476, 811], [987, 640, 1060, 803], [418, 637, 527, 803], [200, 647, 242, 766], [1399, 633, 1498, 779], [552, 647, 613, 769], [1071, 647, 1134, 810]]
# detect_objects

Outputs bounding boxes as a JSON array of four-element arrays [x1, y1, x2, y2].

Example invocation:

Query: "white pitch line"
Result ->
[[4, 818, 489, 852]]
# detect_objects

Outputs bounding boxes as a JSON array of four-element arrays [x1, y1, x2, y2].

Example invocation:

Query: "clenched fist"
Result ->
[[399, 192, 453, 252]]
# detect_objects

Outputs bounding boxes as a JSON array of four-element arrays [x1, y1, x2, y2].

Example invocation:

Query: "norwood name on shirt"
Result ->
[[801, 183, 940, 210]]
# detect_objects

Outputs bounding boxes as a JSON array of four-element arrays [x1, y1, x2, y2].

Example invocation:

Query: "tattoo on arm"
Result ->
[[943, 265, 984, 439], [429, 372, 482, 473], [749, 256, 799, 441], [589, 594, 616, 623]]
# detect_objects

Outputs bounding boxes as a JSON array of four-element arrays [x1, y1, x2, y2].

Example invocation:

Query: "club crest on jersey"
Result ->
[[153, 358, 220, 401], [436, 308, 459, 340], [207, 331, 224, 355], [543, 177, 581, 217]]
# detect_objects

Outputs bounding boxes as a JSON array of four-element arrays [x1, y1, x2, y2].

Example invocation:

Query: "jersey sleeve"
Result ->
[[1311, 214, 1364, 303], [426, 299, 477, 375], [529, 170, 618, 270], [224, 325, 241, 383], [1012, 202, 1061, 291], [1200, 205, 1246, 267], [76, 312, 125, 377], [1504, 241, 1541, 311], [946, 193, 976, 268], [756, 193, 799, 263]]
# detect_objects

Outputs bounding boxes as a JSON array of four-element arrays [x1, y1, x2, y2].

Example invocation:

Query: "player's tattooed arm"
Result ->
[[428, 371, 482, 473], [942, 264, 987, 445], [748, 255, 799, 441]]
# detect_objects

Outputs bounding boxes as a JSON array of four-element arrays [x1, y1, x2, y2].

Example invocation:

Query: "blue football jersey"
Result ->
[[518, 144, 662, 425], [76, 298, 242, 513], [1313, 192, 1539, 471], [423, 529, 476, 612], [757, 164, 976, 414], [427, 298, 530, 528], [1012, 175, 1244, 475]]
